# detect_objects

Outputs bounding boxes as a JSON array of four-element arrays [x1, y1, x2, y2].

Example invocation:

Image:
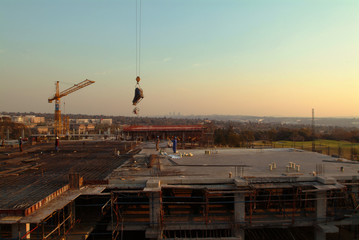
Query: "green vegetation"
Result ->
[[269, 139, 359, 148], [214, 125, 359, 160], [255, 140, 359, 160]]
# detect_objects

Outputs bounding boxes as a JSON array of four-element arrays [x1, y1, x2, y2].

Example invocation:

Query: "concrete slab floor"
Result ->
[[111, 142, 359, 181]]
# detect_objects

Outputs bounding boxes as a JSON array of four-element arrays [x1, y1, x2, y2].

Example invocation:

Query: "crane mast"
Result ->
[[48, 79, 95, 137]]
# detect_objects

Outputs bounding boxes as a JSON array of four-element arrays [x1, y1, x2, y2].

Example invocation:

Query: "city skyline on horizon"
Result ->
[[1, 1, 358, 118]]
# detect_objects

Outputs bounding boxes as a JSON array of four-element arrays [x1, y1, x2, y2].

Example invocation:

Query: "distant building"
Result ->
[[32, 117, 45, 124], [37, 126, 49, 134], [24, 115, 45, 124], [12, 116, 24, 123], [100, 119, 112, 125], [23, 115, 34, 122], [76, 123, 96, 134], [90, 119, 101, 124], [0, 115, 11, 122], [87, 124, 95, 132], [76, 119, 90, 124], [78, 124, 87, 133], [9, 115, 45, 124], [75, 119, 101, 124]]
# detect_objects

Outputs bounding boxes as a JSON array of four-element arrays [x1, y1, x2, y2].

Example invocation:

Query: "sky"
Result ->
[[0, 0, 358, 117]]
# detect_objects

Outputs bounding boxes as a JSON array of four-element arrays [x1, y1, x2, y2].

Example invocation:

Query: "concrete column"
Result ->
[[149, 192, 161, 227], [352, 184, 358, 196], [234, 193, 245, 240], [147, 191, 162, 239], [316, 191, 327, 222], [12, 223, 30, 239], [69, 173, 82, 190], [315, 191, 327, 240], [352, 176, 358, 198], [315, 229, 326, 240]]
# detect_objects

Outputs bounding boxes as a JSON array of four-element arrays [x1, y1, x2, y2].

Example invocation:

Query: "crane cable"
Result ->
[[133, 0, 143, 115], [136, 0, 142, 78]]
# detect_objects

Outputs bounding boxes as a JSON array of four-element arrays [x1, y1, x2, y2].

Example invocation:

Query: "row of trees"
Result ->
[[214, 124, 359, 147], [0, 117, 31, 140], [2, 112, 359, 145]]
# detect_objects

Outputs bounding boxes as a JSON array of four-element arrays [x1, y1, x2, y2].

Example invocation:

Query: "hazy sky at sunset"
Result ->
[[1, 0, 358, 117]]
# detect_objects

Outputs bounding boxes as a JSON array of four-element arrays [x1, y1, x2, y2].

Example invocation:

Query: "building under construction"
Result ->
[[1, 138, 359, 240]]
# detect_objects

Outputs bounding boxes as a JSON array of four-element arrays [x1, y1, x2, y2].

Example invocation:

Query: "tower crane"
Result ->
[[48, 79, 95, 136]]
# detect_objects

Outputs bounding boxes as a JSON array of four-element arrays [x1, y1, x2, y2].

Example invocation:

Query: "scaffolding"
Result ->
[[108, 180, 356, 240]]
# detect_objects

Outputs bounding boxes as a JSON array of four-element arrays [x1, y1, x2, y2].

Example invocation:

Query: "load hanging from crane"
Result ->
[[132, 76, 144, 115], [132, 76, 143, 105]]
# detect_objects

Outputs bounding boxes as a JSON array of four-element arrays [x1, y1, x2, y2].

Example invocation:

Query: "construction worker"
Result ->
[[156, 136, 160, 151], [18, 137, 23, 152], [55, 137, 59, 152], [172, 136, 177, 153]]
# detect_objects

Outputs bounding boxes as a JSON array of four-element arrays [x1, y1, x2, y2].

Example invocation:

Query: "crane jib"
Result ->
[[48, 79, 95, 136]]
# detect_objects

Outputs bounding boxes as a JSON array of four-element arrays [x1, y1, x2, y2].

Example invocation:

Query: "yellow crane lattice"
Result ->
[[48, 79, 95, 136]]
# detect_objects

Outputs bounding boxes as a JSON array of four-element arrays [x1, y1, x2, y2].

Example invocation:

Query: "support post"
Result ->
[[315, 191, 327, 240], [315, 228, 326, 240], [69, 173, 83, 190], [42, 223, 45, 239], [234, 193, 245, 240], [146, 191, 162, 239], [145, 179, 162, 240], [72, 201, 76, 225], [63, 207, 66, 235], [11, 223, 30, 239], [352, 176, 358, 199], [58, 210, 61, 236], [316, 191, 327, 222]]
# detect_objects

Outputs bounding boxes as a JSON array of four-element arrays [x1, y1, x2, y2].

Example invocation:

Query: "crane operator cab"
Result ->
[[132, 76, 144, 115]]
